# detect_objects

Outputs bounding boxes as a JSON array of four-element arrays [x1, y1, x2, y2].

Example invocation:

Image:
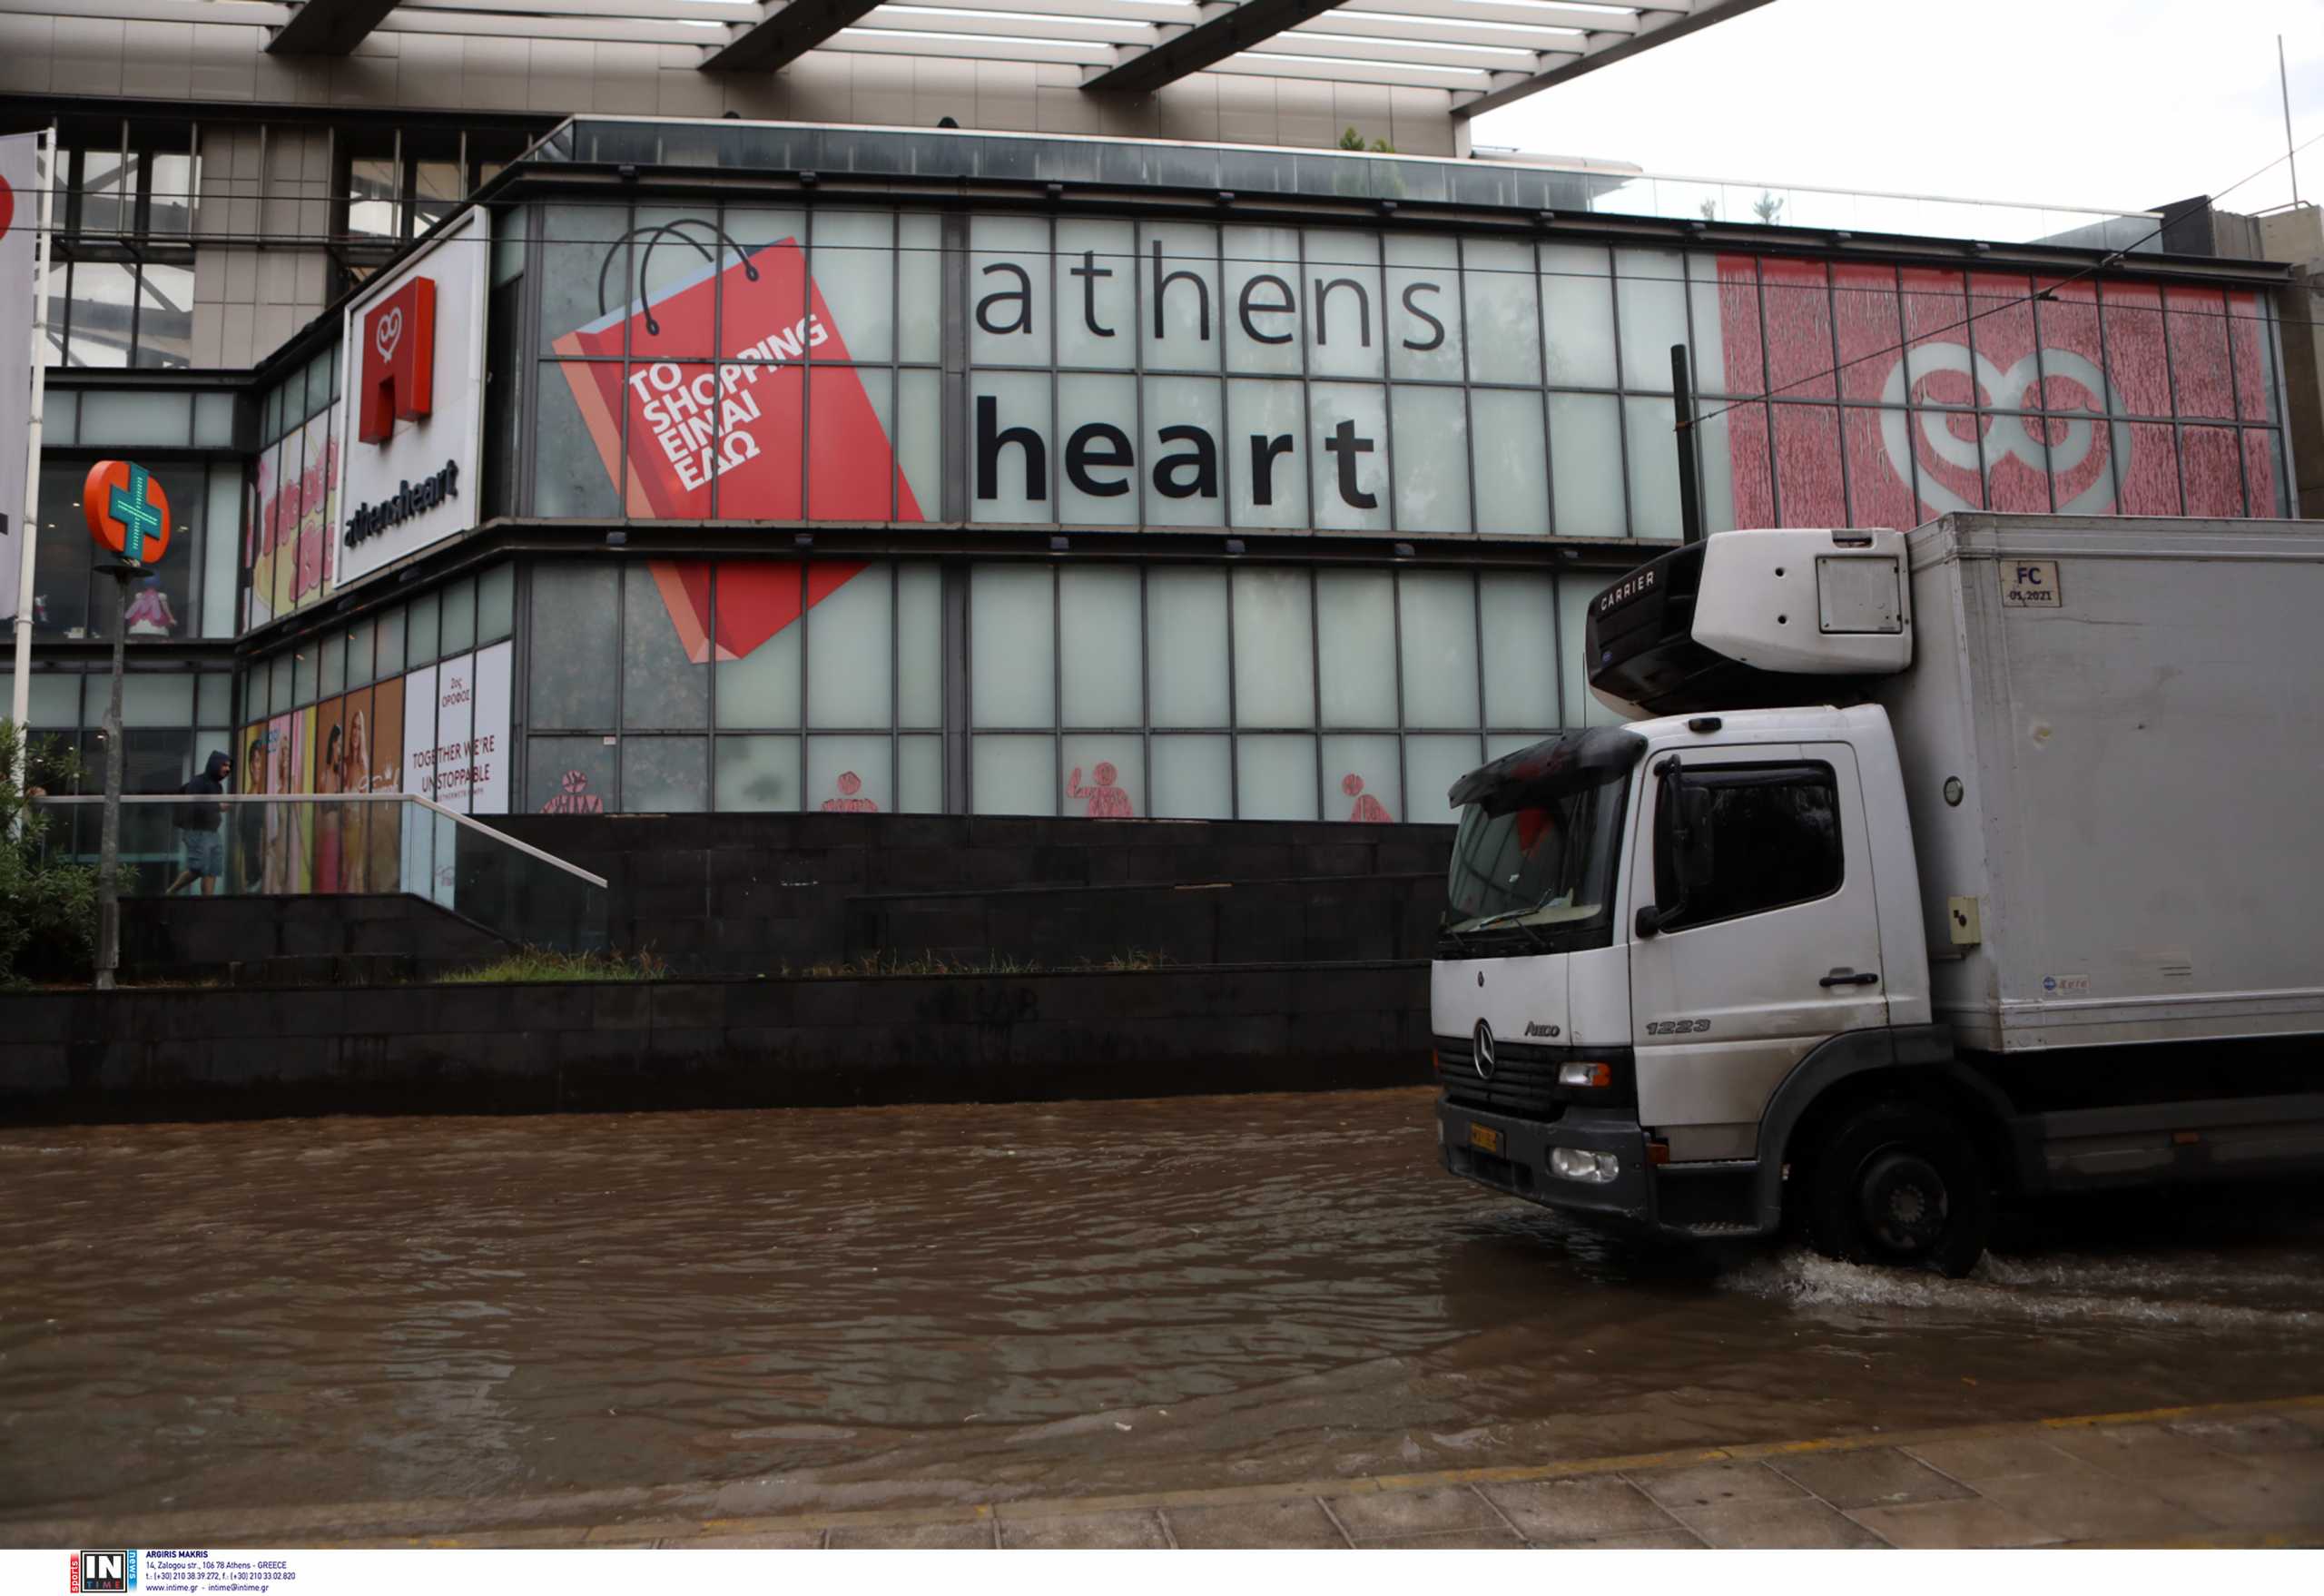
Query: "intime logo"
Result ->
[[70, 1551, 134, 1593]]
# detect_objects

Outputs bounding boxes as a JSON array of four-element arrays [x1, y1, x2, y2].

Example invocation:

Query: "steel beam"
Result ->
[[1452, 0, 1775, 117], [1081, 0, 1356, 93], [701, 0, 888, 71], [269, 0, 406, 54]]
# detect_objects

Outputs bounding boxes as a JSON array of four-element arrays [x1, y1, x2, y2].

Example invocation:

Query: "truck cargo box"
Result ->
[[1869, 513, 2324, 1054]]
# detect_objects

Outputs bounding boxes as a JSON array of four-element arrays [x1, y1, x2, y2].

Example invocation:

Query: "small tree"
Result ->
[[1752, 191, 1786, 225], [1338, 127, 1366, 151], [0, 720, 96, 986]]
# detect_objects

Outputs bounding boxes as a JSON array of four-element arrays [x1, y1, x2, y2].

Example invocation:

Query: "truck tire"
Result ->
[[1803, 1102, 1991, 1277]]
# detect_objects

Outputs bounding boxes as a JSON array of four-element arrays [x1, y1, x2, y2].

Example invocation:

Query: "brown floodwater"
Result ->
[[4, 1088, 2321, 1528]]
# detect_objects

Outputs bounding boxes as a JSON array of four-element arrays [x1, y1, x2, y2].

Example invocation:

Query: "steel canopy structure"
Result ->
[[10, 0, 1771, 115]]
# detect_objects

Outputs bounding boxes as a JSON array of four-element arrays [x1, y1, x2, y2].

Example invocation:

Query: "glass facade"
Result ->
[[245, 344, 343, 629]]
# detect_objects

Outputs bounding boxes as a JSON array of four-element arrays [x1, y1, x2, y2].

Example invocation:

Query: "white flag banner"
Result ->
[[0, 133, 36, 625]]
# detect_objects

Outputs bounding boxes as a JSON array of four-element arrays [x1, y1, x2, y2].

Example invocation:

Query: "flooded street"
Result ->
[[5, 1087, 2321, 1531]]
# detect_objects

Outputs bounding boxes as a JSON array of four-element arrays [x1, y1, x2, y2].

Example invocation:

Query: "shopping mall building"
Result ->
[[3, 0, 2319, 843]]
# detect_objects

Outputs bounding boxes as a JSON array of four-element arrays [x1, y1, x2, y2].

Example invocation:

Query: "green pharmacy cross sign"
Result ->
[[82, 458, 173, 567]]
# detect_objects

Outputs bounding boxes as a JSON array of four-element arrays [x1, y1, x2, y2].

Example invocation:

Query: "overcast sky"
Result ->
[[1472, 0, 2323, 220]]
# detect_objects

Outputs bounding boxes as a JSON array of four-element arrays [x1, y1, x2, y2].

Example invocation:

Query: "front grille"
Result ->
[[1436, 1036, 1568, 1118]]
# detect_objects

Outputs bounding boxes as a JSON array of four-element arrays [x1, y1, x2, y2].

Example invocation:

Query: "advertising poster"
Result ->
[[429, 652, 478, 816], [549, 233, 923, 526], [334, 208, 489, 588], [468, 638, 513, 815], [402, 665, 440, 803]]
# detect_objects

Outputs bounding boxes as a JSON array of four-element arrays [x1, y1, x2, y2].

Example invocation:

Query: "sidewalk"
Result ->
[[12, 1395, 2322, 1551]]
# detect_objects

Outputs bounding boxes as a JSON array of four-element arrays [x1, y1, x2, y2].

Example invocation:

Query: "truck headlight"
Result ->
[[1557, 1061, 1613, 1089], [1549, 1148, 1620, 1184]]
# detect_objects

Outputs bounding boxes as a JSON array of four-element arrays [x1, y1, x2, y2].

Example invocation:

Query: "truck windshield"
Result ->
[[1442, 772, 1630, 953]]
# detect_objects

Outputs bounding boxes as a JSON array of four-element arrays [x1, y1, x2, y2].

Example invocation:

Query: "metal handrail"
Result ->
[[30, 793, 610, 891]]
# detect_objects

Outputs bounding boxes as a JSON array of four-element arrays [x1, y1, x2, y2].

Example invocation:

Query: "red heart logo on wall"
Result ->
[[647, 559, 869, 664]]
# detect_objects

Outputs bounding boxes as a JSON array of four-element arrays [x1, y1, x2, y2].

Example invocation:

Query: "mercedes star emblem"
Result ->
[[1472, 1018, 1496, 1080]]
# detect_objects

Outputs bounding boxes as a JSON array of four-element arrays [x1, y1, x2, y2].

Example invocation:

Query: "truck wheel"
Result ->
[[1804, 1103, 1991, 1277]]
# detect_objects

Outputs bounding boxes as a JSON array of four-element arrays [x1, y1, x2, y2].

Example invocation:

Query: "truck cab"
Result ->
[[1437, 517, 2324, 1274], [1434, 528, 1994, 1272]]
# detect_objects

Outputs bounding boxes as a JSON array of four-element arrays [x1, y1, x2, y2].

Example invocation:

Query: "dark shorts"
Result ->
[[180, 828, 224, 878]]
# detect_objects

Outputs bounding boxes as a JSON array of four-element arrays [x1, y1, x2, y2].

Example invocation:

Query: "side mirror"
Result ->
[[1634, 755, 1696, 940]]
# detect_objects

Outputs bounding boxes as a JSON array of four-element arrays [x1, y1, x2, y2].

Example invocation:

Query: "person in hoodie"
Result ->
[[167, 751, 233, 897]]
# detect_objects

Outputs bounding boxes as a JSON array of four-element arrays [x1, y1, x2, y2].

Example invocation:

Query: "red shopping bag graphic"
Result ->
[[550, 231, 923, 525], [645, 557, 869, 664]]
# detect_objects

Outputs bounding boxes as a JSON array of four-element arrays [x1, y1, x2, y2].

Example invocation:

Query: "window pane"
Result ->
[[1143, 222, 1220, 373], [133, 263, 194, 369], [407, 590, 440, 665], [1324, 735, 1401, 824], [898, 563, 941, 729], [1403, 734, 1482, 826], [121, 675, 194, 728], [1398, 570, 1479, 728], [624, 562, 709, 730], [478, 565, 516, 644], [1058, 374, 1139, 526], [1231, 566, 1313, 729], [318, 633, 345, 700], [1305, 229, 1384, 380], [806, 564, 893, 728], [376, 607, 407, 678], [1057, 218, 1136, 370], [1143, 375, 1225, 527], [1479, 572, 1559, 729], [899, 212, 943, 365], [1147, 567, 1228, 727], [1149, 734, 1230, 818], [1223, 225, 1301, 377], [534, 363, 625, 517], [1315, 569, 1395, 728], [969, 371, 1051, 524], [1559, 576, 1624, 728], [1656, 766, 1841, 929], [197, 672, 232, 726], [530, 564, 618, 728], [1391, 386, 1469, 533], [970, 564, 1054, 727], [1387, 234, 1464, 382], [1059, 567, 1141, 727], [1227, 379, 1307, 528], [970, 213, 1051, 369], [713, 562, 803, 729], [66, 261, 136, 369], [621, 736, 708, 813], [1235, 734, 1317, 821], [1307, 382, 1390, 532], [1062, 736, 1141, 820], [527, 735, 615, 816], [1459, 238, 1535, 385], [898, 369, 942, 521], [1626, 395, 1684, 540], [812, 210, 895, 364], [1541, 244, 1614, 387], [899, 734, 943, 813], [1550, 393, 1624, 538], [972, 734, 1057, 815], [1472, 389, 1548, 536], [806, 734, 891, 813], [1614, 250, 1688, 393]]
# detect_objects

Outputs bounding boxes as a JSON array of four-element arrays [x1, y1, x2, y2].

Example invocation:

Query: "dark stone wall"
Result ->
[[0, 961, 1433, 1124], [120, 894, 514, 983], [487, 812, 1457, 973]]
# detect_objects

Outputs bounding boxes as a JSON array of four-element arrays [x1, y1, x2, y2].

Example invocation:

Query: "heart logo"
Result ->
[[375, 306, 402, 360], [1879, 343, 2129, 517]]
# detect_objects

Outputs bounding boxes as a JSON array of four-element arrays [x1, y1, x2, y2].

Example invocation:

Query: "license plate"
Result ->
[[1468, 1124, 1504, 1156]]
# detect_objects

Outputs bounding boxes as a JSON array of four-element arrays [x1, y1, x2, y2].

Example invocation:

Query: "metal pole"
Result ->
[[10, 123, 57, 801], [2282, 35, 2301, 206], [95, 567, 127, 990], [1670, 343, 1703, 545]]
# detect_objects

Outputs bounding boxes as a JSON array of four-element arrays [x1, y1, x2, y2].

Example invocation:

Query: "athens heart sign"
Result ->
[[333, 208, 487, 587]]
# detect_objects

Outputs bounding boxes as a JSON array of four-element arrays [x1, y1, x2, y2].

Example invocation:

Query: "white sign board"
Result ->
[[0, 134, 37, 624], [334, 208, 488, 588]]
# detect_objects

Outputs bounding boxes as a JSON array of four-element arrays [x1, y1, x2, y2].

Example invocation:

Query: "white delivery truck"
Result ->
[[1433, 513, 2324, 1273]]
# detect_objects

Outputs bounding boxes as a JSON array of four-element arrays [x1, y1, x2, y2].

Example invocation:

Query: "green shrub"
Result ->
[[0, 720, 95, 987]]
